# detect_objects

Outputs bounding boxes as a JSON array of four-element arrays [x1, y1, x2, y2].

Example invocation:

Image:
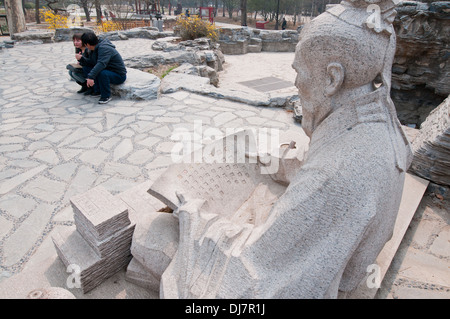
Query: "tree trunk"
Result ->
[[80, 0, 91, 22], [5, 0, 26, 34], [275, 0, 280, 30], [240, 0, 247, 26], [35, 0, 40, 24], [95, 0, 102, 25]]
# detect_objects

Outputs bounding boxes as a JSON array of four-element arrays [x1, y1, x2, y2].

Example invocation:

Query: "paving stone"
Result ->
[[71, 137, 103, 149], [155, 116, 181, 123], [103, 162, 141, 179], [430, 225, 450, 257], [45, 129, 72, 143], [58, 127, 95, 147], [63, 166, 98, 202], [32, 149, 59, 165], [118, 129, 135, 138], [49, 163, 78, 182], [137, 136, 159, 148], [151, 126, 172, 138], [58, 148, 82, 161], [22, 176, 66, 203], [127, 149, 153, 165], [0, 145, 24, 152], [105, 107, 141, 116], [5, 151, 33, 159], [398, 247, 450, 288], [28, 141, 53, 151], [0, 194, 37, 219], [213, 112, 237, 126], [0, 215, 13, 238], [79, 150, 109, 166], [99, 137, 122, 151], [113, 139, 134, 161], [3, 202, 54, 267], [8, 160, 40, 168], [0, 165, 47, 196], [0, 136, 28, 144]]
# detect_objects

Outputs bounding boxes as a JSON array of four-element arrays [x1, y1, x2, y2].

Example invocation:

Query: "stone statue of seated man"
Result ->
[[131, 0, 413, 298]]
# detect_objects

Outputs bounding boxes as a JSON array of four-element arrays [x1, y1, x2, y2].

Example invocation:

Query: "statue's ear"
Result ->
[[325, 63, 344, 96]]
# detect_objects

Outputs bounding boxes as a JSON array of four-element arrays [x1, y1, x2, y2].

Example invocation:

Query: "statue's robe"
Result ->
[[160, 87, 412, 298]]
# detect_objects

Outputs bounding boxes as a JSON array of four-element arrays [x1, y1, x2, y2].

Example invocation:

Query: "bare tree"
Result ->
[[35, 0, 40, 23], [240, 0, 247, 26], [77, 0, 91, 22], [94, 0, 101, 24], [5, 0, 26, 34], [44, 0, 66, 14]]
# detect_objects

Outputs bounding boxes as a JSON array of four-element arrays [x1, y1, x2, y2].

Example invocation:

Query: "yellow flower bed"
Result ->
[[175, 16, 218, 42], [96, 20, 123, 33], [41, 8, 68, 29]]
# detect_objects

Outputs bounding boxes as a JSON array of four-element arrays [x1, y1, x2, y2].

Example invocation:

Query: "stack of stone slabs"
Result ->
[[52, 186, 135, 293]]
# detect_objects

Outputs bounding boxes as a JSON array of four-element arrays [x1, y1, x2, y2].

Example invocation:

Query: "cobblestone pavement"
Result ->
[[0, 38, 448, 299]]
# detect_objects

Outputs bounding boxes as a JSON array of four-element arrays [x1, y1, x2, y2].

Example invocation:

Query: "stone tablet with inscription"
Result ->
[[148, 130, 287, 219]]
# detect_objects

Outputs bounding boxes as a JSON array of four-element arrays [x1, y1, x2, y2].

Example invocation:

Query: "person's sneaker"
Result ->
[[77, 85, 88, 94], [83, 88, 93, 96], [90, 91, 101, 97], [98, 96, 112, 104]]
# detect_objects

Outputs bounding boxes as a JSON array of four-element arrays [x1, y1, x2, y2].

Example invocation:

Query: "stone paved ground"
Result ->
[[0, 37, 448, 299]]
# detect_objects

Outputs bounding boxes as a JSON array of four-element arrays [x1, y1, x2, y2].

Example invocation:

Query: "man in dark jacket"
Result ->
[[76, 33, 127, 104]]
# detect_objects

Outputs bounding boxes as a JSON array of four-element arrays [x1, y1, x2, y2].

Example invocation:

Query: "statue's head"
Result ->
[[293, 0, 397, 137]]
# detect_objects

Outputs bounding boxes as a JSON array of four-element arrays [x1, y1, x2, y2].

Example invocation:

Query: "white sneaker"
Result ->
[[98, 97, 112, 104]]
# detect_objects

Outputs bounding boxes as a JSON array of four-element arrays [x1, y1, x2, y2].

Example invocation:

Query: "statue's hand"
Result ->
[[173, 191, 206, 219]]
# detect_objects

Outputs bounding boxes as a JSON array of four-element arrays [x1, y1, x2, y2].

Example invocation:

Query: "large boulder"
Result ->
[[54, 27, 95, 42], [409, 95, 450, 186], [10, 30, 54, 43], [391, 1, 450, 127], [112, 67, 160, 100], [124, 50, 202, 69]]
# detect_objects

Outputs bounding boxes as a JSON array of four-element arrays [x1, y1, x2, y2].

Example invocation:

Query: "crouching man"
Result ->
[[76, 32, 127, 104]]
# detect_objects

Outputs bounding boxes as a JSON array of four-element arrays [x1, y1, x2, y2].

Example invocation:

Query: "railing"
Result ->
[[113, 18, 152, 29]]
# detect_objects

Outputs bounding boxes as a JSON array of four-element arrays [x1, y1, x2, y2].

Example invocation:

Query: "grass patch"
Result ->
[[144, 63, 180, 79]]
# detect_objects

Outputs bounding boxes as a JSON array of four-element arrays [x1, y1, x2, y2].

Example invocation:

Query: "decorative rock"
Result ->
[[124, 51, 201, 69], [130, 211, 179, 284], [112, 68, 160, 100], [10, 31, 54, 43], [172, 63, 219, 87], [54, 27, 95, 42], [160, 72, 297, 107], [391, 1, 450, 127], [409, 95, 450, 186]]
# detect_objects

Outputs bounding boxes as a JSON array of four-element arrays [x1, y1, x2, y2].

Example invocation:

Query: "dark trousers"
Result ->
[[83, 67, 126, 99]]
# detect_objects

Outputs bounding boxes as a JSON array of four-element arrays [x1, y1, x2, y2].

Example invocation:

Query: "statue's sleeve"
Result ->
[[162, 151, 378, 298]]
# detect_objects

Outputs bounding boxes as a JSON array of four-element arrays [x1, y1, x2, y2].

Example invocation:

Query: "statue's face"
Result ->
[[292, 40, 331, 138]]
